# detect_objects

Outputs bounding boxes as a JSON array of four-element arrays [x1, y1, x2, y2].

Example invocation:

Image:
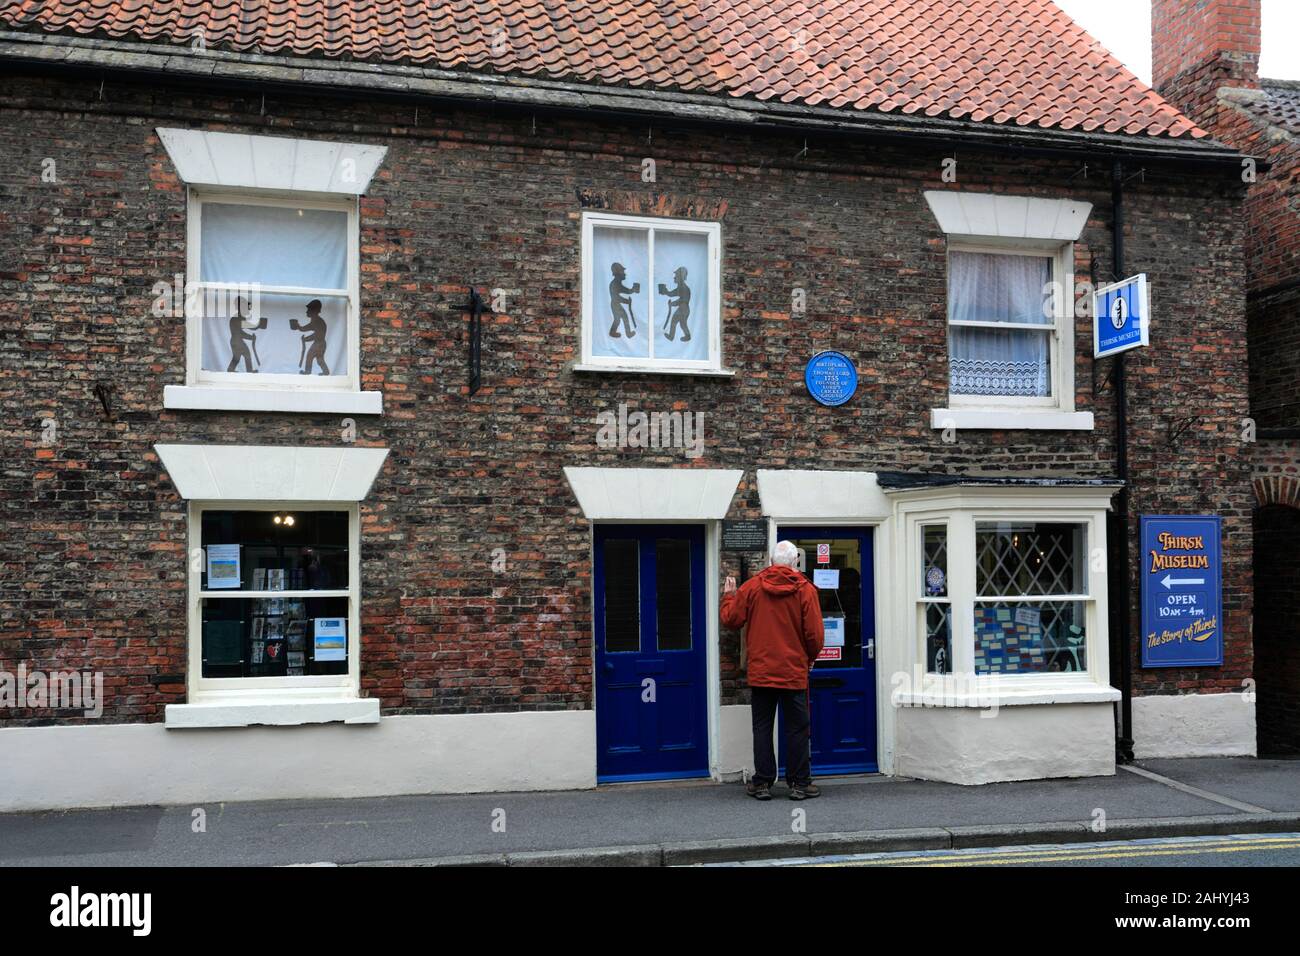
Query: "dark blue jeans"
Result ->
[[750, 686, 811, 787]]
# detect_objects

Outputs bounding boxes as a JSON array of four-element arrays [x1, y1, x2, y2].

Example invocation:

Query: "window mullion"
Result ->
[[647, 227, 656, 362], [949, 514, 977, 675]]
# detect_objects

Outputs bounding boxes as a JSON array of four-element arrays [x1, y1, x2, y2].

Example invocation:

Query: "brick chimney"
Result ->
[[1151, 0, 1261, 132]]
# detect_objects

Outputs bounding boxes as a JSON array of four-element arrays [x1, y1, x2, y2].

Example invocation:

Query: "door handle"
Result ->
[[866, 639, 874, 660]]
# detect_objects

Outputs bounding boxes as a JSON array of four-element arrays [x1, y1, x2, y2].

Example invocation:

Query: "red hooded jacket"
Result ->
[[721, 564, 824, 689]]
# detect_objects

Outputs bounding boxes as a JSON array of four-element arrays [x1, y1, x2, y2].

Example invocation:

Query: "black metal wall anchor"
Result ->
[[92, 381, 114, 420], [467, 286, 486, 395]]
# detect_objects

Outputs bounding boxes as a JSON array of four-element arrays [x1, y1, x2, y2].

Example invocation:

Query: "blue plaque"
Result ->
[[1140, 515, 1223, 668], [805, 351, 857, 406]]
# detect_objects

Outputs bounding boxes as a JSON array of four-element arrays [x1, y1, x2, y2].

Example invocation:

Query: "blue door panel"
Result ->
[[595, 525, 708, 782], [778, 526, 878, 776]]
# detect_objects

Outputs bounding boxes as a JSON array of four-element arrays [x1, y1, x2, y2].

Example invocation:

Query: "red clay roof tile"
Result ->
[[0, 0, 1209, 139]]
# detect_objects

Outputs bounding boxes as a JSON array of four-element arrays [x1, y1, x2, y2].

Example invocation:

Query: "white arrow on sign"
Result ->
[[1161, 574, 1205, 590]]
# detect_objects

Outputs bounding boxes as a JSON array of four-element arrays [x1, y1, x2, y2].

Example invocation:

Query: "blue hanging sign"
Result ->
[[1140, 515, 1223, 668], [805, 351, 857, 406], [1093, 273, 1149, 358]]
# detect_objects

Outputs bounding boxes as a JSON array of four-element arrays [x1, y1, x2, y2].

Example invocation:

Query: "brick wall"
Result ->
[[0, 72, 1253, 724]]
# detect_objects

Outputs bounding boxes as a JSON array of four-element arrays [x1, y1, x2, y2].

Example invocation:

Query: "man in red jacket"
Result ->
[[722, 540, 824, 801]]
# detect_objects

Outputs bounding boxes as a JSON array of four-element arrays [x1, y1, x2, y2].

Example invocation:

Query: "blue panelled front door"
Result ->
[[594, 524, 709, 782], [777, 526, 878, 775]]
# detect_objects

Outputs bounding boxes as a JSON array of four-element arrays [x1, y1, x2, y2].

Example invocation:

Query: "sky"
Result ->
[[1054, 0, 1300, 84]]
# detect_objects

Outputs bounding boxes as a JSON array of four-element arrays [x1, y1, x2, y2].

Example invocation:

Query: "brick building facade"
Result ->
[[1150, 0, 1300, 755], [0, 1, 1266, 807]]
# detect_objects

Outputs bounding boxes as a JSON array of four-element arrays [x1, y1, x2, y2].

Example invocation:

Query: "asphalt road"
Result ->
[[713, 832, 1300, 867]]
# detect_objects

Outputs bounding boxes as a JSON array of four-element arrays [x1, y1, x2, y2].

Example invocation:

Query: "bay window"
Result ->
[[899, 487, 1115, 697]]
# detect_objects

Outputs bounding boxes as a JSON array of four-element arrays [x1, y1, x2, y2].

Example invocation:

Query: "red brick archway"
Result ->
[[1254, 476, 1300, 509]]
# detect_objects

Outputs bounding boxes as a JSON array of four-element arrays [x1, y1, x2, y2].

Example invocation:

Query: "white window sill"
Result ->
[[892, 682, 1120, 708], [931, 407, 1094, 431], [573, 363, 736, 378], [164, 385, 383, 415], [164, 696, 380, 729]]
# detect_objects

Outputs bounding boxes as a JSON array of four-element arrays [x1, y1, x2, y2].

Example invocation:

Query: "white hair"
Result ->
[[772, 540, 800, 567]]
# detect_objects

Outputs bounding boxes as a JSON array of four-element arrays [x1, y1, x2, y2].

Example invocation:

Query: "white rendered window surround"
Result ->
[[924, 191, 1094, 432], [892, 486, 1119, 707], [157, 127, 386, 415], [156, 443, 388, 728], [578, 212, 727, 375]]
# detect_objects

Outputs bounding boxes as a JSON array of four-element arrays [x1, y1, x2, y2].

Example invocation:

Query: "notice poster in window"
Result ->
[[1014, 606, 1041, 627], [314, 618, 347, 662], [813, 569, 840, 590], [823, 616, 846, 648], [206, 544, 241, 589]]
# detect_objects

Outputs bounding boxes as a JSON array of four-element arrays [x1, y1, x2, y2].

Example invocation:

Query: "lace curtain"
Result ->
[[949, 251, 1052, 397]]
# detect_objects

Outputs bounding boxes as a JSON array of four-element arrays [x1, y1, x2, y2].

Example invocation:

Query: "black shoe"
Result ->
[[747, 781, 773, 801], [788, 782, 821, 801]]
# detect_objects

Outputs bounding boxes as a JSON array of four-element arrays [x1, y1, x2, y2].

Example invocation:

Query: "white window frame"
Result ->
[[185, 189, 361, 394], [578, 211, 725, 374], [944, 238, 1074, 412], [896, 488, 1116, 705], [184, 499, 362, 704]]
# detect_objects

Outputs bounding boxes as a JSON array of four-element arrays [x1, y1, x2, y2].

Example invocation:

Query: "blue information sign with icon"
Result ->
[[1140, 515, 1223, 668], [1094, 273, 1150, 359], [805, 351, 857, 406]]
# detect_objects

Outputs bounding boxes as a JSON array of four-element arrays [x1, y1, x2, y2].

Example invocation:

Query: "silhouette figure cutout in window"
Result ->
[[607, 262, 640, 339], [226, 297, 266, 372], [659, 266, 692, 342], [291, 299, 331, 375]]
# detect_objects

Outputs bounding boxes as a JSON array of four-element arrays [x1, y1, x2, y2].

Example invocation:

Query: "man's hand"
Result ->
[[723, 575, 737, 595]]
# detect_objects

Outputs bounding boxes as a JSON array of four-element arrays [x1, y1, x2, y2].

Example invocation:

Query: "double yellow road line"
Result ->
[[814, 834, 1300, 867]]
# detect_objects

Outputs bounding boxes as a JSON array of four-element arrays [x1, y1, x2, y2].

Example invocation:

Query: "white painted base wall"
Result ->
[[717, 704, 754, 780], [0, 711, 596, 812], [1132, 692, 1257, 759], [9, 695, 1246, 810], [894, 702, 1116, 785]]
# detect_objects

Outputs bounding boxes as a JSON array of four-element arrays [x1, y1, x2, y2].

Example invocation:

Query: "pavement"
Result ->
[[1, 757, 1298, 867]]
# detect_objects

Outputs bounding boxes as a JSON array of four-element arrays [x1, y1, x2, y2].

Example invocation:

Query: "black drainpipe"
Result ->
[[1112, 159, 1135, 763]]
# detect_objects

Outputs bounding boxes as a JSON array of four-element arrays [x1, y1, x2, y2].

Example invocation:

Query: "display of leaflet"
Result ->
[[823, 615, 846, 648], [314, 618, 347, 661], [206, 544, 241, 589]]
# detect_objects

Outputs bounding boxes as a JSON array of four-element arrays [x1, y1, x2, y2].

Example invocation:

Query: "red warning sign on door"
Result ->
[[816, 646, 841, 661], [816, 543, 830, 564]]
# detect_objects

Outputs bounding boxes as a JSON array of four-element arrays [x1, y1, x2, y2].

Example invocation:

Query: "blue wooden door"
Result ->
[[777, 527, 878, 775], [594, 524, 709, 782]]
